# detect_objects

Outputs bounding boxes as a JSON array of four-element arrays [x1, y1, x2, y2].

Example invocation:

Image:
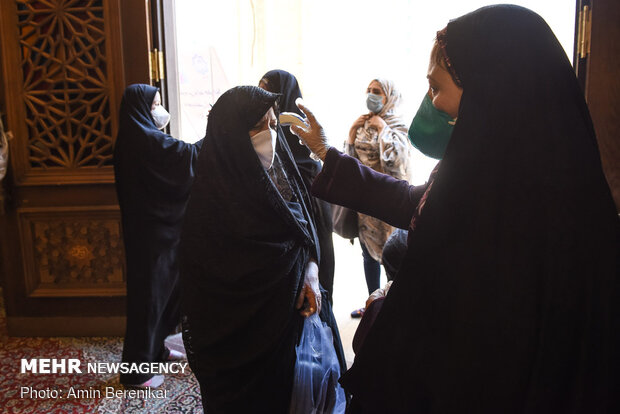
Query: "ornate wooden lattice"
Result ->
[[16, 0, 114, 169]]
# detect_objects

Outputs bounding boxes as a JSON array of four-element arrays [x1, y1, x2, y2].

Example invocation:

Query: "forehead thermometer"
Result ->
[[278, 111, 321, 162], [279, 112, 308, 128]]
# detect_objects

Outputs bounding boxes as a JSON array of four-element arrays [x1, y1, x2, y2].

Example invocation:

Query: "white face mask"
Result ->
[[250, 129, 277, 169], [151, 105, 170, 130]]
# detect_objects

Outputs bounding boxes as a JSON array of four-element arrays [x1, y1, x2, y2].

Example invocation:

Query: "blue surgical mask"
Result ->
[[408, 94, 455, 160], [366, 93, 384, 114]]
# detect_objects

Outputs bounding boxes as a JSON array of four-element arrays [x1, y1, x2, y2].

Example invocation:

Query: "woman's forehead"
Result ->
[[263, 107, 275, 119], [253, 107, 275, 126], [427, 64, 450, 83], [368, 80, 383, 90]]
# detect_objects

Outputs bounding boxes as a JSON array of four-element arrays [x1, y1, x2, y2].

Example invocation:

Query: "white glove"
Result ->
[[290, 98, 331, 161]]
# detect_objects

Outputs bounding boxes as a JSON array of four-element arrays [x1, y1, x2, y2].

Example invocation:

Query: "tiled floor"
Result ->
[[330, 235, 388, 368]]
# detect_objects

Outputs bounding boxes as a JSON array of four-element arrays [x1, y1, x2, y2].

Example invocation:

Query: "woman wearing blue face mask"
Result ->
[[345, 78, 412, 318], [292, 5, 619, 412]]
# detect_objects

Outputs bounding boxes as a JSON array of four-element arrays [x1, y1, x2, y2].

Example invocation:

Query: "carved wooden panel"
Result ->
[[0, 0, 123, 184], [0, 0, 131, 335], [17, 0, 114, 170], [18, 206, 126, 297]]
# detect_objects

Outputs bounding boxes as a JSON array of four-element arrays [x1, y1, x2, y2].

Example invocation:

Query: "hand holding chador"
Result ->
[[296, 258, 321, 317]]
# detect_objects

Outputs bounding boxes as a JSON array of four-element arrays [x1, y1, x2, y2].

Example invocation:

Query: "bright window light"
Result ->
[[172, 0, 575, 183]]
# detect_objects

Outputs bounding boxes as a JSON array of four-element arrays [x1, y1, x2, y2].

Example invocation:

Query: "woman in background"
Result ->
[[259, 69, 336, 301], [114, 84, 202, 388], [346, 78, 412, 317]]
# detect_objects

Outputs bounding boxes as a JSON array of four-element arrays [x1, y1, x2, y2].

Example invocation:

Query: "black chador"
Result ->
[[260, 69, 336, 300], [180, 86, 345, 413], [113, 84, 202, 385]]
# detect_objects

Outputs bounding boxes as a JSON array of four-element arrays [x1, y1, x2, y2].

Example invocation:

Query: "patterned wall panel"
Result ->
[[15, 0, 117, 171], [18, 207, 126, 297]]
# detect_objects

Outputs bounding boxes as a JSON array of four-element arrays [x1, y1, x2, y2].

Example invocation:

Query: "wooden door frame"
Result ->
[[583, 0, 620, 210], [119, 0, 152, 87]]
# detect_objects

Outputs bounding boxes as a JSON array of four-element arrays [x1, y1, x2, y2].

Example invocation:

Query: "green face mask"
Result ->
[[408, 94, 455, 160]]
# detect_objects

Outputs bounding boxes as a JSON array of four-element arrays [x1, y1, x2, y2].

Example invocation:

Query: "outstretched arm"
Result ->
[[291, 100, 426, 229]]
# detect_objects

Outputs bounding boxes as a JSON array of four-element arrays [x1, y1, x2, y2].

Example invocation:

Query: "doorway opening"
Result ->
[[165, 1, 575, 186], [162, 0, 576, 366]]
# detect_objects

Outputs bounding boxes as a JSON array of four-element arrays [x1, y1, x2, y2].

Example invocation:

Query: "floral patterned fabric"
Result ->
[[345, 97, 412, 262]]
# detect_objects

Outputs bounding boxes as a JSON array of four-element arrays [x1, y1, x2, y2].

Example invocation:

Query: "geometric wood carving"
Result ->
[[16, 0, 114, 169], [17, 206, 126, 297]]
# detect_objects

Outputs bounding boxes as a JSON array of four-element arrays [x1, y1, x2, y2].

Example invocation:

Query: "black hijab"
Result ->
[[180, 86, 320, 408], [260, 69, 321, 179], [340, 6, 619, 413], [114, 84, 201, 219], [114, 84, 202, 385]]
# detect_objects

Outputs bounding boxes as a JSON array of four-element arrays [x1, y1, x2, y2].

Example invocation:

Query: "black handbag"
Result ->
[[331, 204, 358, 239]]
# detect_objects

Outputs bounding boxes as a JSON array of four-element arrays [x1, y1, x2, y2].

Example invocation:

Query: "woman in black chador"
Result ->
[[293, 5, 619, 413], [180, 86, 345, 413], [114, 84, 202, 387], [259, 69, 336, 300]]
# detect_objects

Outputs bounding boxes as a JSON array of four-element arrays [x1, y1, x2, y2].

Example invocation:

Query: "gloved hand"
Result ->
[[296, 258, 322, 317], [290, 98, 331, 161]]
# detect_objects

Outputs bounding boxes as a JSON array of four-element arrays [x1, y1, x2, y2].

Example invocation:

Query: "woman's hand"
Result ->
[[348, 113, 372, 144], [365, 280, 393, 308], [296, 258, 321, 317], [367, 115, 387, 134], [290, 99, 331, 161]]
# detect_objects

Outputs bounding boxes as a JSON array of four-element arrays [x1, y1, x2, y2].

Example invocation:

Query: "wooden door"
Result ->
[[0, 0, 150, 336], [577, 0, 620, 210]]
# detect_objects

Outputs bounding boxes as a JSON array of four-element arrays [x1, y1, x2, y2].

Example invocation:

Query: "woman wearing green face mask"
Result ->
[[291, 5, 619, 412], [344, 78, 412, 319]]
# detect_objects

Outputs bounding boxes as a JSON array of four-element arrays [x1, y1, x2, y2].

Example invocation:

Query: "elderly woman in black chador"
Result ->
[[180, 86, 345, 413], [258, 69, 336, 300], [293, 5, 619, 413], [114, 84, 203, 388]]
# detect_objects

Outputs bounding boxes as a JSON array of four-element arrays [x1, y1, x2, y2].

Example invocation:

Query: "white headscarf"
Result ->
[[372, 78, 407, 133]]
